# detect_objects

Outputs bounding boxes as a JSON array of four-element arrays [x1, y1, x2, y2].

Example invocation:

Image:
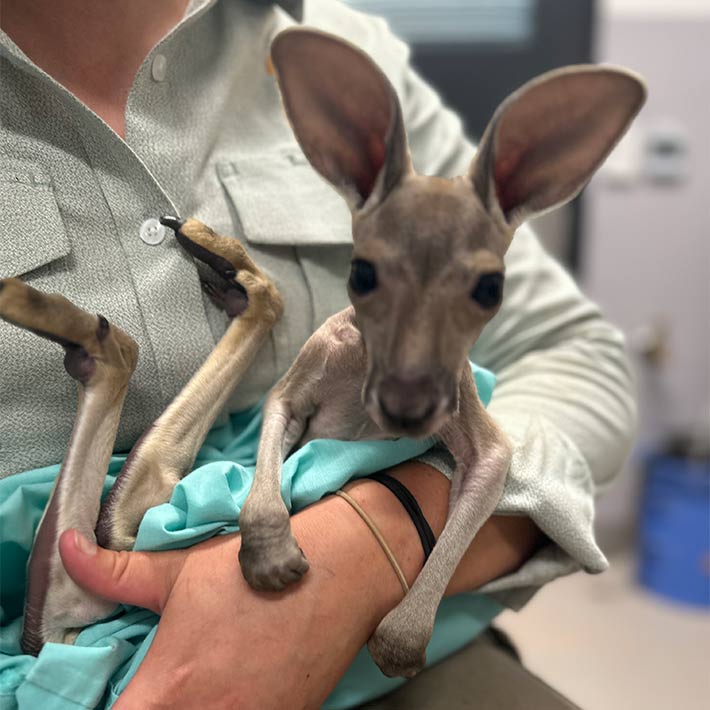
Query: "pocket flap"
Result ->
[[217, 148, 353, 246], [0, 170, 71, 278]]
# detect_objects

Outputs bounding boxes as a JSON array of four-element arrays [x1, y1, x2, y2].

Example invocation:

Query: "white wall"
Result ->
[[602, 0, 710, 18], [582, 8, 709, 540]]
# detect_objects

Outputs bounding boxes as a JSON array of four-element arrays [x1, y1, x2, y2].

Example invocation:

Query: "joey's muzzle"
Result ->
[[375, 375, 449, 436]]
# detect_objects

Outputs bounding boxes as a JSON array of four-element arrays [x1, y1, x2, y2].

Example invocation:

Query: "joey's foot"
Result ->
[[367, 608, 431, 678], [97, 460, 181, 551], [95, 513, 137, 552], [21, 554, 119, 656], [238, 529, 309, 592], [160, 216, 283, 324], [0, 278, 138, 386]]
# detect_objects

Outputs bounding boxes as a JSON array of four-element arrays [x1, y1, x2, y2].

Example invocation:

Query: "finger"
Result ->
[[59, 529, 183, 614]]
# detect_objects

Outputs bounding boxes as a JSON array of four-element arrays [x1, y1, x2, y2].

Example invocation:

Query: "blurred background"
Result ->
[[343, 1, 710, 708]]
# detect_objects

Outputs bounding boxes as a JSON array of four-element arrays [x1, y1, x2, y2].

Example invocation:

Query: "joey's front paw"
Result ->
[[367, 610, 429, 678], [238, 527, 309, 591]]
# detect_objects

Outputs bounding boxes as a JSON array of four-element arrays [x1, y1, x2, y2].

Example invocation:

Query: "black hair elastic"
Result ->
[[367, 472, 436, 562]]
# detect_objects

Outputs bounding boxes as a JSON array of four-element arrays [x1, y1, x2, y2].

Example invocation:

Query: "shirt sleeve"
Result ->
[[388, 28, 636, 608]]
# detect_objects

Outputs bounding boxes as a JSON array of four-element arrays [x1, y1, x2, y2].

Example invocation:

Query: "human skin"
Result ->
[[3, 0, 544, 705], [1, 0, 191, 139], [60, 462, 543, 710]]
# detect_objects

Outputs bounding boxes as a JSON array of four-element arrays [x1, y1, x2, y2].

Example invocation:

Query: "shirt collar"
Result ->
[[0, 0, 302, 57]]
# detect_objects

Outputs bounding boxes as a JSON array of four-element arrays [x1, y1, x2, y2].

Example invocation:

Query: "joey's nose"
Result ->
[[377, 376, 440, 432], [159, 215, 185, 233]]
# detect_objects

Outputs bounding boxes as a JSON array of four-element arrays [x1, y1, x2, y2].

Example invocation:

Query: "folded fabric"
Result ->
[[0, 363, 501, 710]]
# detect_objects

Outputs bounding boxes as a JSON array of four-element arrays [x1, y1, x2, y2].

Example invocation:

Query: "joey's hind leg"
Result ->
[[368, 384, 512, 678], [367, 447, 509, 677], [0, 278, 137, 654], [97, 217, 283, 552]]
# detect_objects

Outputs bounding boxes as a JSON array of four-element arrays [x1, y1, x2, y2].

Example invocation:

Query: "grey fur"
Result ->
[[238, 29, 646, 677], [0, 279, 138, 653]]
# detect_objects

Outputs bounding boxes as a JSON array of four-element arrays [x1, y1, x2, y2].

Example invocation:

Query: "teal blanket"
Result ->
[[0, 364, 502, 710]]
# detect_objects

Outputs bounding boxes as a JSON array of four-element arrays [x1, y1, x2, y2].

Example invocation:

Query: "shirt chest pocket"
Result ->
[[0, 167, 71, 280], [217, 148, 354, 329]]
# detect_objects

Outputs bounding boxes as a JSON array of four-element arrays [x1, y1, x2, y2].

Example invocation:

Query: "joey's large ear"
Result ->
[[470, 65, 647, 228], [271, 28, 411, 210]]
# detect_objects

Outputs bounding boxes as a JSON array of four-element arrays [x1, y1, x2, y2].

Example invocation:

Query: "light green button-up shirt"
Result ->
[[1, 0, 634, 608]]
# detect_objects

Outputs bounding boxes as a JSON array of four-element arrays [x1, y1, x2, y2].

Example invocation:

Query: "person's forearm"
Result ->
[[293, 459, 544, 632], [110, 462, 543, 706], [382, 460, 545, 596]]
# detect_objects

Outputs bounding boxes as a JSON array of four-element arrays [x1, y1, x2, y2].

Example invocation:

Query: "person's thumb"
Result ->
[[59, 529, 182, 614]]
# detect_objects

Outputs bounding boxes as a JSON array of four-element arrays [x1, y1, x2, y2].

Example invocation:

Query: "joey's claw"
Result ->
[[158, 215, 185, 232], [201, 281, 218, 297], [201, 279, 249, 318], [201, 280, 222, 307], [165, 217, 283, 324]]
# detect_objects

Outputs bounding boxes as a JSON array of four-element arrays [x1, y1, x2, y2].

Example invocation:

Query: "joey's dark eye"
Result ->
[[471, 272, 504, 309], [349, 259, 378, 295]]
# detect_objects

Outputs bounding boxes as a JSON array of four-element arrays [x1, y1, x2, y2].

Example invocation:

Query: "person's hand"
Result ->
[[59, 462, 542, 709], [59, 495, 403, 710]]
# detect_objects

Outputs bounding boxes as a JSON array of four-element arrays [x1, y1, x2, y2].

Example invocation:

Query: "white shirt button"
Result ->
[[139, 218, 166, 245], [151, 54, 168, 82]]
